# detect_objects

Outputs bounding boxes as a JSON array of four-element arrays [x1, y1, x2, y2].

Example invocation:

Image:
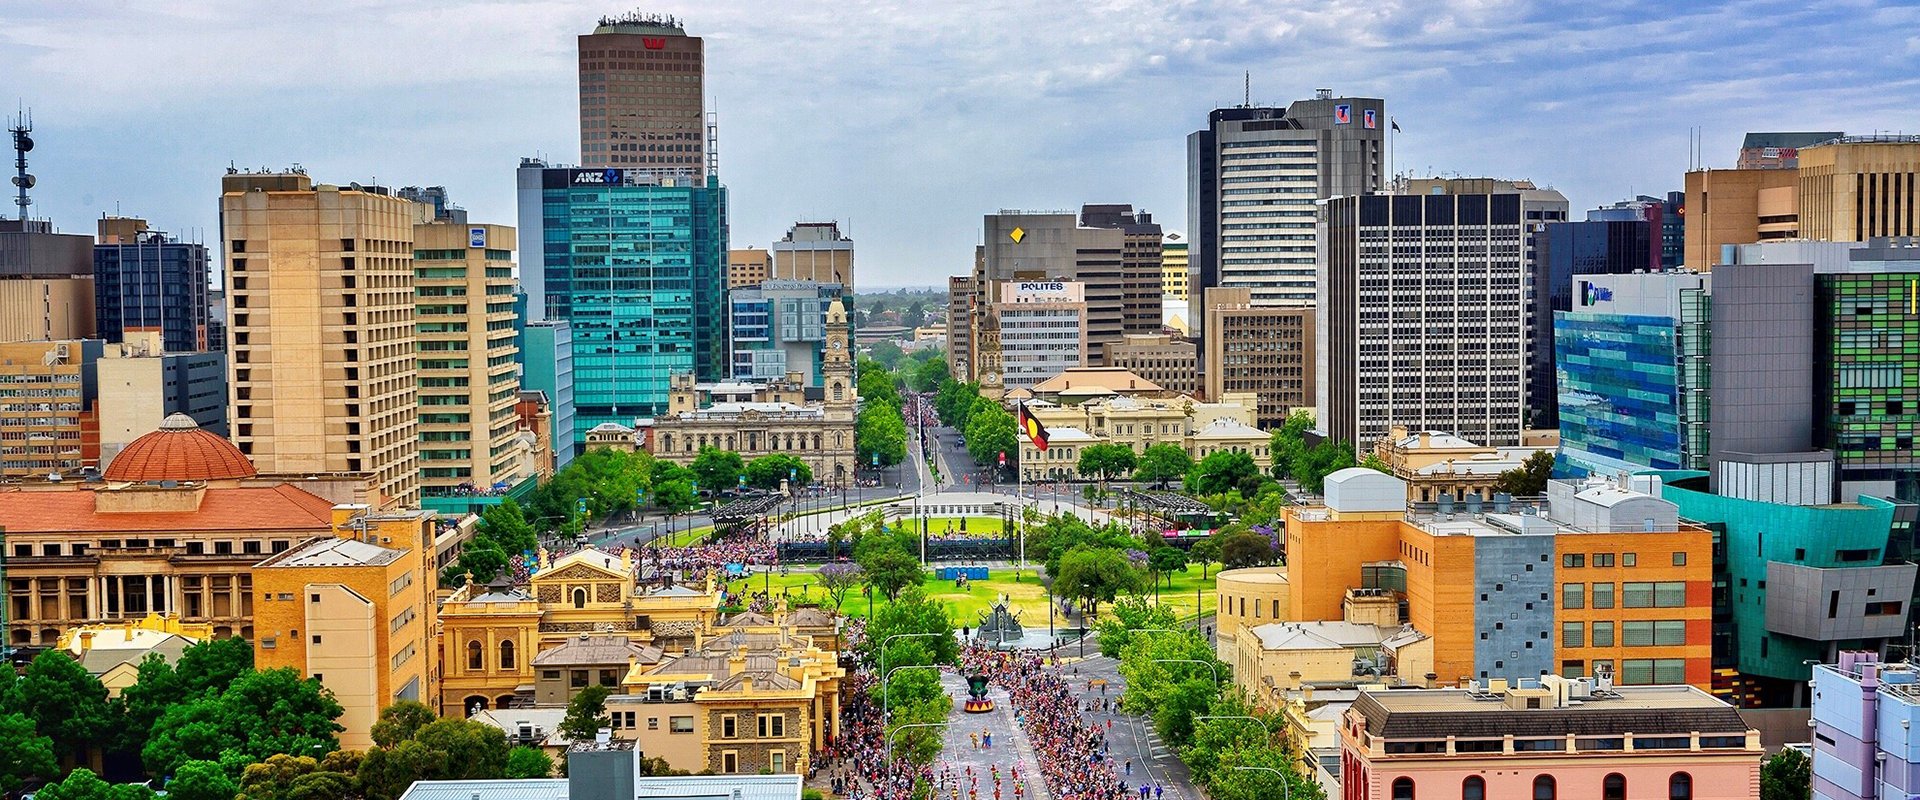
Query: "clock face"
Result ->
[[831, 340, 843, 350]]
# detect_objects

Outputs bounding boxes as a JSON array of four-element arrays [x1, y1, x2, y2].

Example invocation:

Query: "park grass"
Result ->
[[660, 526, 714, 547], [722, 563, 1219, 626], [896, 516, 1006, 536]]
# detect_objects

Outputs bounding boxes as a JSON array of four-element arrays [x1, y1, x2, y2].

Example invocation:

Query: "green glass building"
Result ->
[[517, 163, 727, 443]]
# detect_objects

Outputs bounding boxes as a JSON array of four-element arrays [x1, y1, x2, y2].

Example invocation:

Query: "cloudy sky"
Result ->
[[3, 0, 1917, 288]]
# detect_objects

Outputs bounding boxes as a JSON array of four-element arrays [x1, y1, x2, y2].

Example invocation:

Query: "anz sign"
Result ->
[[571, 168, 625, 186]]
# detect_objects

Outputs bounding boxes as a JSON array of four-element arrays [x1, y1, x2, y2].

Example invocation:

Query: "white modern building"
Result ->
[[1319, 180, 1568, 448], [996, 280, 1088, 390]]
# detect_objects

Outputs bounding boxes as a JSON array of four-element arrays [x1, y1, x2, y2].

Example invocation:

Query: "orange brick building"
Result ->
[[1281, 468, 1713, 689]]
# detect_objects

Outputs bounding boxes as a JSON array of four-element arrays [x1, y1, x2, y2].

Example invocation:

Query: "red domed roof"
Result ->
[[104, 414, 257, 482]]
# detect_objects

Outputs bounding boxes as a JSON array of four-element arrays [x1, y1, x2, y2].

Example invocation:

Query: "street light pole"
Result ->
[[1150, 657, 1222, 686], [1230, 766, 1290, 800], [882, 664, 942, 739]]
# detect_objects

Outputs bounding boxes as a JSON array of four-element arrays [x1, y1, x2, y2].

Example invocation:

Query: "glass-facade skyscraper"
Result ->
[[93, 226, 211, 353], [516, 163, 727, 441], [1555, 271, 1711, 478]]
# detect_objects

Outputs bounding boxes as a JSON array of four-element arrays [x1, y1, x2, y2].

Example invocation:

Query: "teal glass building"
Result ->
[[1554, 272, 1711, 478], [517, 164, 727, 442]]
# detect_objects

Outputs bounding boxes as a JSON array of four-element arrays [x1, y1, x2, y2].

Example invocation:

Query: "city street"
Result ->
[[935, 671, 1052, 800], [1063, 654, 1197, 800]]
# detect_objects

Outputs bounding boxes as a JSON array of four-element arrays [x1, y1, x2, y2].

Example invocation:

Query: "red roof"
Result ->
[[0, 484, 338, 534], [104, 414, 257, 482]]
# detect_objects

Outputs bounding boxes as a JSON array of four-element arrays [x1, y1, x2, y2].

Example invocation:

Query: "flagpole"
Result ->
[[1016, 402, 1025, 581]]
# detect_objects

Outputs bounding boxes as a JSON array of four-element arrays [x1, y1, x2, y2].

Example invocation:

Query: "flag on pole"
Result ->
[[1017, 403, 1050, 452], [1391, 117, 1401, 133]]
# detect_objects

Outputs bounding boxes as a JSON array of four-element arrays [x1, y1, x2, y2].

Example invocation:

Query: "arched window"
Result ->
[[1669, 773, 1692, 800], [466, 640, 483, 671], [1391, 777, 1414, 800], [1462, 776, 1485, 800], [1532, 775, 1556, 800], [1603, 774, 1625, 800], [572, 587, 588, 609], [833, 382, 844, 401], [499, 639, 516, 670]]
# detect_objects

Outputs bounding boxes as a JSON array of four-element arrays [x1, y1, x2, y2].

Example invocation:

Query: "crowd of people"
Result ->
[[813, 669, 940, 800], [967, 645, 1133, 800], [641, 535, 779, 584]]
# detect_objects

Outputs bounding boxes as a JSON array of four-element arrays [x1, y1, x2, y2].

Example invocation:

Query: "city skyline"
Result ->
[[2, 1, 1918, 287]]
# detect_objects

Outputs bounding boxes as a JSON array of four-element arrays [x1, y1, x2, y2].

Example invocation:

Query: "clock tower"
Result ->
[[823, 297, 854, 423]]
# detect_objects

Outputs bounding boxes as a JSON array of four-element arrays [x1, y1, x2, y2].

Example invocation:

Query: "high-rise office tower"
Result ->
[[93, 216, 211, 353], [993, 280, 1089, 390], [1554, 271, 1712, 478], [519, 319, 576, 472], [1320, 180, 1567, 449], [578, 12, 706, 174], [1186, 90, 1385, 338], [515, 161, 728, 438], [770, 222, 854, 291], [728, 278, 839, 384], [974, 205, 1160, 367], [220, 171, 421, 509], [413, 220, 533, 511], [728, 247, 770, 288], [1201, 287, 1314, 428]]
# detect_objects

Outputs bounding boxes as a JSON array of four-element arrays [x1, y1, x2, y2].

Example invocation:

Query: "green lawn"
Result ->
[[659, 526, 714, 547], [722, 563, 1218, 626], [894, 516, 1006, 536]]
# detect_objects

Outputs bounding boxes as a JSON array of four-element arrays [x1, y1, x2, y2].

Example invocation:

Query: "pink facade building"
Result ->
[[1339, 675, 1762, 799]]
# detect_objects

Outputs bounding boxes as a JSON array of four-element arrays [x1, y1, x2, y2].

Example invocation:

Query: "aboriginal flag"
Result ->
[[1017, 403, 1050, 452]]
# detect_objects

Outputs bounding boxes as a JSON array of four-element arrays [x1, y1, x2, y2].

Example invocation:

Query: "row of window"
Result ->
[[1392, 772, 1693, 799], [1562, 581, 1687, 609]]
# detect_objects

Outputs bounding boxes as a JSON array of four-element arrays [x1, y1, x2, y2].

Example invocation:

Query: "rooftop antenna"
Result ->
[[9, 106, 33, 222], [1243, 72, 1251, 107]]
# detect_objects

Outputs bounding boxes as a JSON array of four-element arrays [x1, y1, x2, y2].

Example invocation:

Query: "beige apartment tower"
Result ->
[[220, 172, 421, 508], [1106, 334, 1197, 397], [1203, 287, 1314, 429], [413, 222, 531, 499], [770, 222, 854, 291], [578, 13, 706, 173]]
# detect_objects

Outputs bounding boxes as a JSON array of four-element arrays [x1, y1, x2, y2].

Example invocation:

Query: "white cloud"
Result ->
[[1, 0, 1916, 285]]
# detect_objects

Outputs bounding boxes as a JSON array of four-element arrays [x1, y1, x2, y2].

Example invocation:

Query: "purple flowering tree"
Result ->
[[816, 562, 865, 612]]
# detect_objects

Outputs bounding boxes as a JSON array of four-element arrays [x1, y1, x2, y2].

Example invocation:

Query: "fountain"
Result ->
[[973, 595, 1025, 651]]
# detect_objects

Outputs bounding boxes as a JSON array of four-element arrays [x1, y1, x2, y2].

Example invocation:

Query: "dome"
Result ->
[[104, 414, 257, 482]]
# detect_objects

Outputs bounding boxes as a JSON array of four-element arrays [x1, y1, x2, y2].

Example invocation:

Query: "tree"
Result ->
[[1187, 451, 1261, 497], [935, 380, 980, 429], [1189, 537, 1222, 579], [1055, 547, 1146, 621], [35, 767, 154, 800], [558, 685, 613, 741], [689, 447, 746, 494], [1095, 596, 1180, 657], [650, 478, 696, 514], [357, 741, 445, 800], [112, 652, 183, 756], [745, 453, 813, 490], [235, 754, 355, 800], [1133, 443, 1193, 488], [1358, 450, 1391, 474], [475, 498, 539, 556], [861, 587, 958, 670], [168, 760, 239, 800], [0, 711, 57, 794], [857, 539, 925, 601], [1218, 529, 1276, 568], [1494, 449, 1555, 496], [1148, 546, 1189, 590], [815, 562, 864, 612], [1294, 439, 1355, 494], [908, 357, 948, 394], [143, 668, 344, 778], [505, 747, 553, 779], [855, 403, 908, 468], [867, 340, 907, 369], [857, 358, 901, 409], [964, 402, 1018, 467], [410, 718, 510, 780], [370, 701, 439, 749], [446, 540, 509, 587], [1077, 443, 1138, 482], [1761, 748, 1811, 800], [174, 635, 254, 698], [15, 650, 111, 765], [1267, 410, 1315, 480]]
